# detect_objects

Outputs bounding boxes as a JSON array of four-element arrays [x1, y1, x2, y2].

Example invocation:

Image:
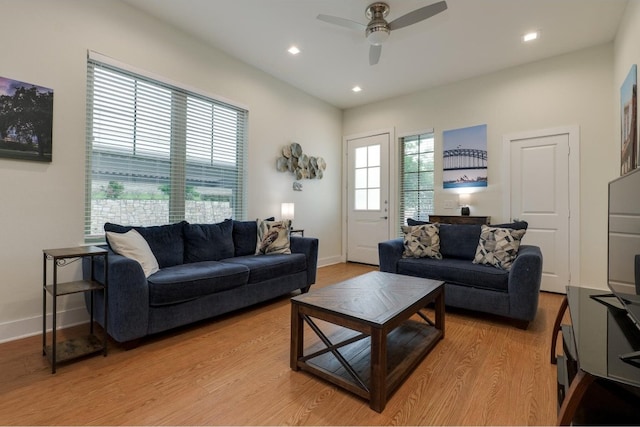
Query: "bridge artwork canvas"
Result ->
[[442, 124, 487, 188]]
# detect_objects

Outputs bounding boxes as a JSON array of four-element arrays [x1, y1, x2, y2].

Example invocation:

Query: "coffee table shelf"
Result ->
[[291, 271, 445, 412], [300, 318, 442, 401]]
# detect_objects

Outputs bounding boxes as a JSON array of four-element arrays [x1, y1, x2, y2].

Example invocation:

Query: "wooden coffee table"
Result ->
[[290, 271, 444, 412]]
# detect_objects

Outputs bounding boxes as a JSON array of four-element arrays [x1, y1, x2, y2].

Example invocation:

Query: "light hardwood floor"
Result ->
[[0, 263, 563, 425]]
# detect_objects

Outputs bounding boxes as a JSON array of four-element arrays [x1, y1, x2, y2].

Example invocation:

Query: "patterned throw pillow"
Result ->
[[401, 224, 443, 259], [256, 219, 292, 255], [473, 225, 526, 270]]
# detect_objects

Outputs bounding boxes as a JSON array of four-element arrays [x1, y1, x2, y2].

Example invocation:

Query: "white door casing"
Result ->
[[503, 126, 580, 294], [345, 132, 392, 265]]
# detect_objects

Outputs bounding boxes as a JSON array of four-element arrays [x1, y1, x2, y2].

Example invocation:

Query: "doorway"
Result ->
[[503, 126, 580, 293], [345, 131, 392, 265]]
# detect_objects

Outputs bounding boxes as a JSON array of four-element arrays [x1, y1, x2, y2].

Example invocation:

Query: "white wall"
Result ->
[[343, 44, 615, 290], [0, 0, 343, 342]]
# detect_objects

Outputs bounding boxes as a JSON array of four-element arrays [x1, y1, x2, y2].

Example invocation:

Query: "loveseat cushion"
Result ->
[[397, 257, 509, 292], [147, 261, 249, 306], [184, 219, 235, 263], [221, 253, 307, 284], [439, 224, 483, 260], [105, 221, 186, 268]]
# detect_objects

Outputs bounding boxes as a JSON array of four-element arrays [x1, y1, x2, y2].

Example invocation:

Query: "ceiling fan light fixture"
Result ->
[[366, 26, 390, 45]]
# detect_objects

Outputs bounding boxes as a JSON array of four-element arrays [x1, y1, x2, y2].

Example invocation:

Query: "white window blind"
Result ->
[[399, 132, 435, 234], [85, 54, 248, 240]]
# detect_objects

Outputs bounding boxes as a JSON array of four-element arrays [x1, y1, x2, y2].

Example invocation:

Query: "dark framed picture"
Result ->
[[0, 76, 53, 162], [620, 64, 637, 175]]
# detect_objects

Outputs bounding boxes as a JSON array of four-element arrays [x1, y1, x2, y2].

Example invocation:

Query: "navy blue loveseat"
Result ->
[[82, 219, 318, 344], [378, 221, 542, 327]]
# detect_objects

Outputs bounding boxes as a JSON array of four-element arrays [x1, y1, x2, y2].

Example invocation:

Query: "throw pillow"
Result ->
[[256, 219, 291, 255], [401, 224, 443, 259], [106, 229, 160, 277], [472, 225, 526, 270]]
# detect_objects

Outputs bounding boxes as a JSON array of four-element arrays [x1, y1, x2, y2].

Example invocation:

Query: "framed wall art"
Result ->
[[442, 124, 487, 189], [620, 64, 637, 175], [0, 76, 53, 162]]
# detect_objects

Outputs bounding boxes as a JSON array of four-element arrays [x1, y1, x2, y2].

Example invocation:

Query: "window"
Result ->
[[85, 52, 247, 240], [399, 132, 435, 233], [354, 144, 381, 210]]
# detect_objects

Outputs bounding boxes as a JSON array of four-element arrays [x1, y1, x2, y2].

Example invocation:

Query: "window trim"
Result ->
[[85, 51, 248, 241]]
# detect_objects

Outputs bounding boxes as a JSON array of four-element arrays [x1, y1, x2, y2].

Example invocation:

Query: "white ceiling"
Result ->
[[122, 0, 628, 109]]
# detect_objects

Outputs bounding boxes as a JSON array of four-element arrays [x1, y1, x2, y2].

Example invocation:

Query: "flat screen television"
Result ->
[[608, 167, 640, 356]]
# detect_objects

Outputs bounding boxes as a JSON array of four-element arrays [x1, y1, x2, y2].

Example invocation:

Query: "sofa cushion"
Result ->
[[106, 229, 159, 277], [232, 218, 275, 257], [438, 223, 483, 260], [407, 218, 430, 226], [473, 225, 526, 270], [397, 257, 509, 292], [105, 221, 186, 268], [257, 219, 291, 254], [147, 261, 249, 306], [184, 219, 234, 263], [222, 253, 307, 284], [401, 224, 442, 259]]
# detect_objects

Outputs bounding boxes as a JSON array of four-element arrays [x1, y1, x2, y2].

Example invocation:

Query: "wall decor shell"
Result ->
[[276, 142, 326, 181]]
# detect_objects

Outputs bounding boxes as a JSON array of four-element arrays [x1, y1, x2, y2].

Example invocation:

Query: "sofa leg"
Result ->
[[514, 319, 530, 330], [121, 338, 142, 350], [300, 286, 311, 294]]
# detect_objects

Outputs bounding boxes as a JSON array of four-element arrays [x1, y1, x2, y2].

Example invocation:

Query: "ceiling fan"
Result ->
[[317, 1, 448, 65]]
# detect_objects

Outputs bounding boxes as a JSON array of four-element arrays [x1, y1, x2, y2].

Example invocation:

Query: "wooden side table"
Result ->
[[427, 215, 490, 225], [42, 246, 108, 373]]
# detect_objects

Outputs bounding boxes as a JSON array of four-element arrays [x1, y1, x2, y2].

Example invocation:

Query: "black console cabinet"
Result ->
[[552, 286, 640, 425]]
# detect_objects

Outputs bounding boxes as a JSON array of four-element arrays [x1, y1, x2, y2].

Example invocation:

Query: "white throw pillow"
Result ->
[[106, 229, 159, 277]]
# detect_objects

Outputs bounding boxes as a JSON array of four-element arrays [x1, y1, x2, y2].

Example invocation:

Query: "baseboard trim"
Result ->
[[318, 255, 342, 268], [0, 306, 90, 344]]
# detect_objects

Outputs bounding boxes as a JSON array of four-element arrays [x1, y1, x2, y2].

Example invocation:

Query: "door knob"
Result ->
[[380, 216, 388, 220]]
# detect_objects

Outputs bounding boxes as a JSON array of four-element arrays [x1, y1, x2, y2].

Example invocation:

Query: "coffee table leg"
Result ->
[[370, 327, 387, 412], [290, 302, 303, 371], [435, 287, 445, 338]]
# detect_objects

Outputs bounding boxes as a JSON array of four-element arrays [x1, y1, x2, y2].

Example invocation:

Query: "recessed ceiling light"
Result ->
[[288, 46, 300, 55], [352, 86, 362, 93], [523, 31, 539, 42]]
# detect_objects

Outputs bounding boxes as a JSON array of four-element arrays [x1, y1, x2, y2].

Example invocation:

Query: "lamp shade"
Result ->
[[281, 203, 295, 221], [458, 193, 471, 206]]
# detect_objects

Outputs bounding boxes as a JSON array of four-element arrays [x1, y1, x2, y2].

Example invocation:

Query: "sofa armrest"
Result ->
[[291, 236, 319, 286], [82, 248, 150, 343], [508, 245, 543, 321], [378, 238, 404, 273]]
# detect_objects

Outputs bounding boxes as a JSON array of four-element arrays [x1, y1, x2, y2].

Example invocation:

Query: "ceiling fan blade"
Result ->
[[388, 1, 448, 31], [369, 44, 382, 65], [317, 14, 366, 32]]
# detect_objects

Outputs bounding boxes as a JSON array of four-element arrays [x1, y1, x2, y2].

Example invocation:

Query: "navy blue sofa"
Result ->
[[378, 222, 542, 327], [82, 220, 319, 344]]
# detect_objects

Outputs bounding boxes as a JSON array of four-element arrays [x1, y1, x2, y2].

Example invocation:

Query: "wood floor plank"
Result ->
[[0, 262, 562, 425]]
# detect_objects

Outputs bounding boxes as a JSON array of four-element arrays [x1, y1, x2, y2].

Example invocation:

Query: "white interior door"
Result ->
[[347, 133, 390, 265], [506, 129, 577, 294]]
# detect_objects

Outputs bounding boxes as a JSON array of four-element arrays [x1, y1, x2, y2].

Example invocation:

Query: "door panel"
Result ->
[[347, 133, 390, 265], [510, 133, 570, 293]]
